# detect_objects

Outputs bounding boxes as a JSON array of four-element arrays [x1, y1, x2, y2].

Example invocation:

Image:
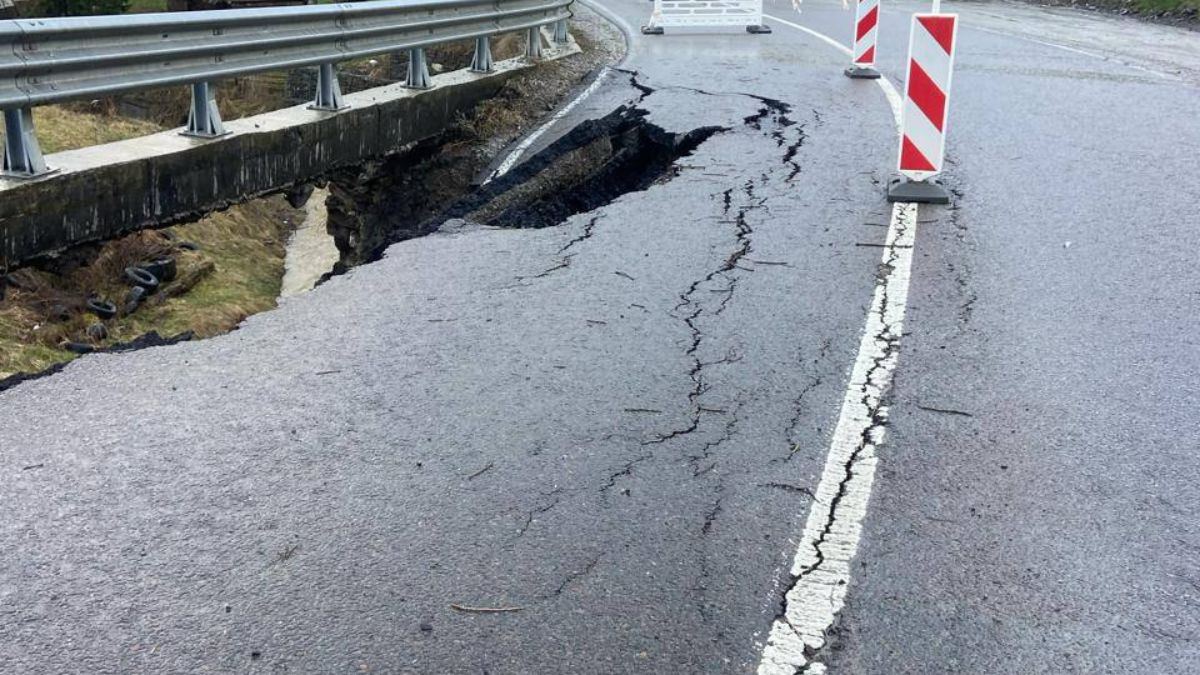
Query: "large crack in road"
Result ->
[[0, 54, 884, 672]]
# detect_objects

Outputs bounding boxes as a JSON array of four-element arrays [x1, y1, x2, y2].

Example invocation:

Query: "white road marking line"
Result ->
[[764, 13, 854, 57], [759, 12, 917, 675], [485, 67, 612, 184], [757, 202, 917, 675], [770, 7, 1173, 82], [762, 14, 903, 128]]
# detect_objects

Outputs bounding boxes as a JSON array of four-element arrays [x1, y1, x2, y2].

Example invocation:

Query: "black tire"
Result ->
[[176, 241, 200, 251], [65, 342, 94, 354], [141, 257, 177, 283], [85, 298, 117, 320], [158, 257, 177, 282], [124, 266, 159, 291]]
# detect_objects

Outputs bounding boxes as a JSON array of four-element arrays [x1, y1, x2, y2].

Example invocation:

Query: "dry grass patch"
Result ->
[[0, 197, 300, 379], [0, 106, 164, 155], [2, 104, 304, 380]]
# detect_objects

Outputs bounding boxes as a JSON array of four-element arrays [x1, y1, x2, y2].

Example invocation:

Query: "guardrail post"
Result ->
[[471, 36, 493, 73], [526, 26, 543, 59], [311, 62, 348, 111], [554, 19, 569, 44], [406, 48, 432, 89], [182, 82, 228, 138], [2, 108, 52, 179]]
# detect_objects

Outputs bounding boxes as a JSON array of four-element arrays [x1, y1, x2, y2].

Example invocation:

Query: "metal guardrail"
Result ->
[[0, 0, 573, 178]]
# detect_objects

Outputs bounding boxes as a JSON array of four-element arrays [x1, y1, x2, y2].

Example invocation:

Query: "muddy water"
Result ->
[[280, 188, 339, 298]]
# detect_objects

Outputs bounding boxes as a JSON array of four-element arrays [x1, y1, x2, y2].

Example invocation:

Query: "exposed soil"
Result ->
[[327, 104, 724, 269], [325, 9, 627, 269], [280, 188, 339, 298], [436, 106, 725, 231]]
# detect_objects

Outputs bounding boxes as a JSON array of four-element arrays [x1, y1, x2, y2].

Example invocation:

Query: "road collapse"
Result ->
[[324, 105, 727, 272]]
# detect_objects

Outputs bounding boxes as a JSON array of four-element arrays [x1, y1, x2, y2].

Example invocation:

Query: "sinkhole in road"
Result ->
[[435, 106, 726, 231], [327, 105, 726, 270]]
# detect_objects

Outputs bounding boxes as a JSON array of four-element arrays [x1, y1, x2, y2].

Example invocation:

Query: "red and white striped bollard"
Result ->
[[888, 12, 959, 203], [845, 0, 881, 79]]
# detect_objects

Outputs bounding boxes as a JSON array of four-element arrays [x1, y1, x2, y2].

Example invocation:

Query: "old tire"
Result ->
[[141, 257, 177, 283], [124, 266, 159, 291], [85, 298, 117, 320], [64, 342, 94, 354]]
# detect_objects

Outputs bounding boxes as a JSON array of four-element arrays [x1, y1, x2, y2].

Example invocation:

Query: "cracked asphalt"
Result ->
[[2, 1, 1198, 673]]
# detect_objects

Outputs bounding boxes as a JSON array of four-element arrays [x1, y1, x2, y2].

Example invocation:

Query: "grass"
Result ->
[[1131, 0, 1200, 12], [0, 105, 303, 380], [25, 105, 162, 154], [1034, 0, 1200, 17], [0, 199, 299, 379], [144, 202, 293, 338], [125, 0, 166, 12]]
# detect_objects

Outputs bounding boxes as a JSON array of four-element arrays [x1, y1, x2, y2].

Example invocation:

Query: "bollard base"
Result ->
[[747, 24, 772, 34], [888, 177, 951, 204], [641, 25, 664, 35], [844, 65, 881, 79]]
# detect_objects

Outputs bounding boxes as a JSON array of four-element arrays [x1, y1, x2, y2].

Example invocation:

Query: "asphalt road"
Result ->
[[1, 1, 1197, 673]]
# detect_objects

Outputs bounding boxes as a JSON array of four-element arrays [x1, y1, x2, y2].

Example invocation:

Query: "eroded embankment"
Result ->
[[0, 23, 619, 390]]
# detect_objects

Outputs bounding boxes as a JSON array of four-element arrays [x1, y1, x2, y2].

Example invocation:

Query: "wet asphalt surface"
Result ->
[[2, 1, 1198, 673]]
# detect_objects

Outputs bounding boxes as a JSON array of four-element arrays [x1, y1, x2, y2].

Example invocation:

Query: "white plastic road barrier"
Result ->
[[888, 12, 959, 204], [845, 0, 881, 79], [641, 0, 772, 34]]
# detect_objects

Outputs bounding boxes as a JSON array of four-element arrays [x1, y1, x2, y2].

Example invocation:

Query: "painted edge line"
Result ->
[[758, 12, 916, 675], [484, 0, 637, 184], [763, 13, 903, 129], [756, 201, 918, 675], [485, 66, 612, 184]]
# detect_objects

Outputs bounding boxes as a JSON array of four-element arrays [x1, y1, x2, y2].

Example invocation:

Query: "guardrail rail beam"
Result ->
[[0, 0, 574, 176]]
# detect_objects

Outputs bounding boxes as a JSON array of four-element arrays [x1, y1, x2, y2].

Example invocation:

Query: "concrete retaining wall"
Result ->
[[0, 38, 578, 268]]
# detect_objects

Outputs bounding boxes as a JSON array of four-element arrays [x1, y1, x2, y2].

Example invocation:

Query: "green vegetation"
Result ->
[[34, 0, 129, 16], [1130, 0, 1200, 13], [125, 0, 166, 13], [0, 202, 296, 378], [28, 105, 162, 154], [0, 106, 302, 380]]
